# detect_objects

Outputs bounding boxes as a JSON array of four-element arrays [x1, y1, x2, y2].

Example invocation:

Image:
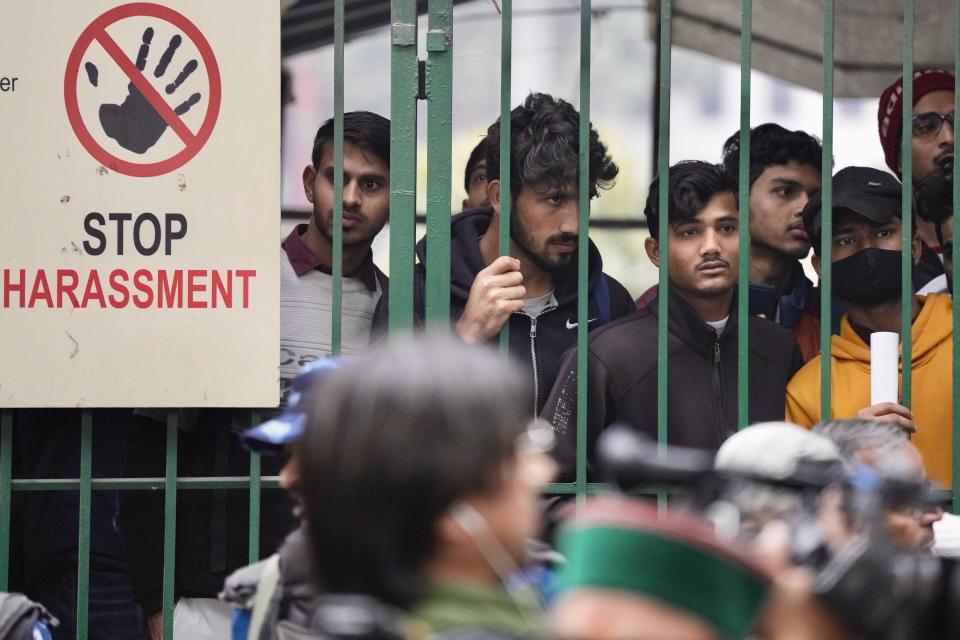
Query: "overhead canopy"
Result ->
[[664, 0, 957, 98], [280, 0, 956, 97], [282, 0, 475, 58]]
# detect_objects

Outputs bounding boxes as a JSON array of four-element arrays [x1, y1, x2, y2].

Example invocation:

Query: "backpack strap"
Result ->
[[590, 273, 611, 326]]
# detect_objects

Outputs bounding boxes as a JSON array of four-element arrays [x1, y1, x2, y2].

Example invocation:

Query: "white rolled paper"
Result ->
[[870, 331, 900, 406]]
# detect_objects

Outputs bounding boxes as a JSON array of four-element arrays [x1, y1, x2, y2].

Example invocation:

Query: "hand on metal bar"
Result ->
[[455, 256, 525, 343]]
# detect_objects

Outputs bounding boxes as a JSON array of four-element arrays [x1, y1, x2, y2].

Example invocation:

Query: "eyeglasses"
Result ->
[[911, 111, 955, 138]]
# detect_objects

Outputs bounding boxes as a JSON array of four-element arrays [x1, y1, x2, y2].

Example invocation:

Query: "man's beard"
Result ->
[[916, 146, 955, 181], [509, 208, 578, 274]]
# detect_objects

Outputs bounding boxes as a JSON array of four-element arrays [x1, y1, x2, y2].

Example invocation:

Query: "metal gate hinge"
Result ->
[[426, 27, 451, 52], [392, 22, 417, 46]]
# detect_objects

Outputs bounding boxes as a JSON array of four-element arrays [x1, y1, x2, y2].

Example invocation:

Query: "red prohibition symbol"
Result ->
[[64, 3, 221, 178]]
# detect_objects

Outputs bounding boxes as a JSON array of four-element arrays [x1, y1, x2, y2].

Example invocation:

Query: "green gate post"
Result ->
[[575, 0, 592, 501], [248, 412, 262, 565], [331, 0, 345, 355], [0, 410, 12, 590], [736, 0, 752, 429], [389, 0, 419, 334], [819, 0, 835, 420], [76, 411, 93, 640], [901, 1, 915, 409], [425, 0, 454, 325], [498, 0, 512, 353], [161, 413, 178, 640], [952, 2, 960, 513], [654, 0, 673, 511], [656, 0, 672, 456]]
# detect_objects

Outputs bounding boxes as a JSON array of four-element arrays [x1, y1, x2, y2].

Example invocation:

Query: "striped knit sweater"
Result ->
[[279, 248, 382, 396]]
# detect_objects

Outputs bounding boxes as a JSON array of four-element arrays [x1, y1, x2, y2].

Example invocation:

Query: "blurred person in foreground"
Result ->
[[551, 495, 848, 640], [219, 358, 341, 640], [298, 336, 557, 639], [120, 111, 391, 640], [713, 421, 844, 538], [814, 419, 944, 552]]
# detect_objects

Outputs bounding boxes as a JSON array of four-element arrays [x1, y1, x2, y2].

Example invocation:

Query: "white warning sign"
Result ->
[[0, 1, 280, 407]]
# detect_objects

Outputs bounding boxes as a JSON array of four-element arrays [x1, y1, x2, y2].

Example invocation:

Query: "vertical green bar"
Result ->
[[248, 411, 262, 564], [900, 0, 915, 409], [656, 0, 672, 454], [425, 0, 453, 325], [331, 0, 345, 355], [951, 2, 959, 513], [737, 0, 752, 429], [76, 410, 93, 640], [498, 0, 512, 353], [388, 0, 419, 333], [575, 0, 591, 499], [819, 0, 834, 420], [161, 413, 178, 640], [0, 410, 11, 590]]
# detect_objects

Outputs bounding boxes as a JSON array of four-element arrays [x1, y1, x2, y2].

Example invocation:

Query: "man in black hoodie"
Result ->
[[542, 161, 803, 480], [374, 93, 634, 415]]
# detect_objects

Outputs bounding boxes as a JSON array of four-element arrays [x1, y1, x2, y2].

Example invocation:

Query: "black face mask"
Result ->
[[832, 248, 903, 307]]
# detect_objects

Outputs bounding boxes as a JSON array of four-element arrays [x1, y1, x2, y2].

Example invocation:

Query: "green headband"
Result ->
[[557, 525, 769, 640]]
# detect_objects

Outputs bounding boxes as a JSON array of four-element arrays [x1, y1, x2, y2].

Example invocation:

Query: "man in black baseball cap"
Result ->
[[799, 167, 911, 314], [786, 166, 955, 490], [800, 166, 903, 256]]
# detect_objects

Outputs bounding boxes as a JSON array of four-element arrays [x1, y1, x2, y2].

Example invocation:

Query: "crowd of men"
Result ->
[[4, 67, 959, 639]]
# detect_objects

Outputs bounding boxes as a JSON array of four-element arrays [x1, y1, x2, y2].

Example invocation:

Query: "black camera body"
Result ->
[[596, 425, 960, 640]]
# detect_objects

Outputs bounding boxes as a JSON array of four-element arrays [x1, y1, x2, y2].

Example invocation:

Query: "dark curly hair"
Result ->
[[720, 123, 822, 187], [644, 161, 738, 240], [485, 92, 618, 199]]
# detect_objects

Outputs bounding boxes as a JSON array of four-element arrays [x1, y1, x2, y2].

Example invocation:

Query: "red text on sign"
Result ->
[[3, 268, 256, 309]]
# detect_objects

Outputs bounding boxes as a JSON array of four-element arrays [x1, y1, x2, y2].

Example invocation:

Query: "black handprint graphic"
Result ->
[[84, 28, 201, 154]]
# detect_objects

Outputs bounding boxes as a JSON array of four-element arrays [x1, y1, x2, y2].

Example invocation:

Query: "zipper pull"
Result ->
[[530, 316, 538, 339], [714, 340, 720, 364]]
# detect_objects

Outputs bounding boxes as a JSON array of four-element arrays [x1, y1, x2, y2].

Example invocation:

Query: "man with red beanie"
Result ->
[[878, 68, 954, 293]]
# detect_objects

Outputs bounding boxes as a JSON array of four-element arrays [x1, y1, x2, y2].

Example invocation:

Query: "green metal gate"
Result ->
[[2, 1, 960, 639]]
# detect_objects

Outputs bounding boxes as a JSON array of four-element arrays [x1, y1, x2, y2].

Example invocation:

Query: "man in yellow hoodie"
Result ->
[[786, 166, 954, 487]]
